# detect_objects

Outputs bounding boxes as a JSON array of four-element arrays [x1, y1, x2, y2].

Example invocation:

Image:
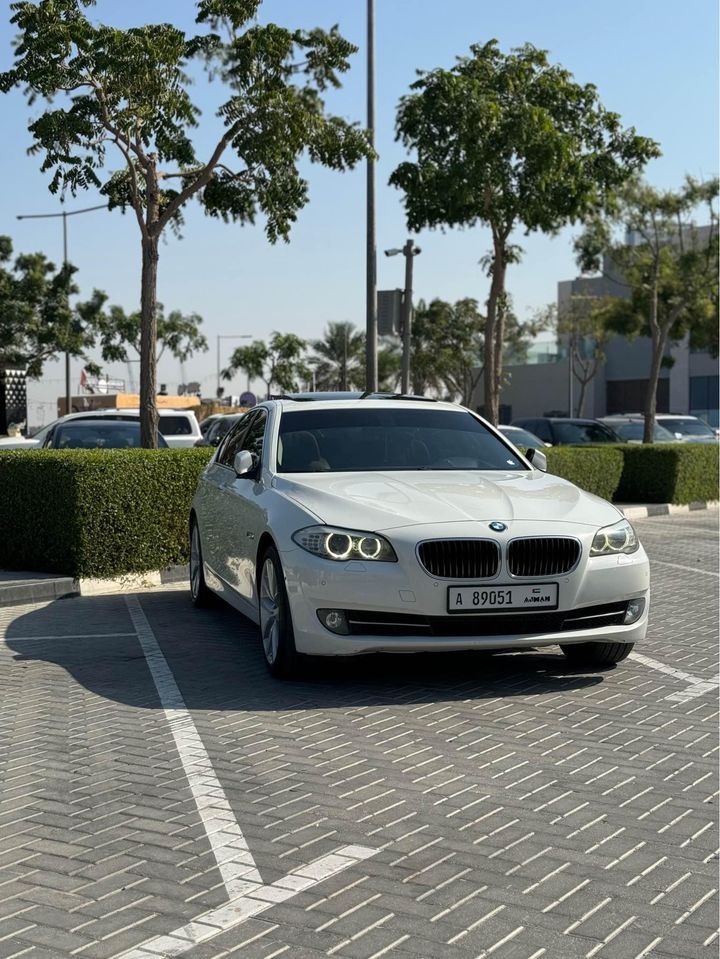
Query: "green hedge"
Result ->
[[0, 448, 212, 578], [545, 447, 624, 502], [615, 444, 719, 504]]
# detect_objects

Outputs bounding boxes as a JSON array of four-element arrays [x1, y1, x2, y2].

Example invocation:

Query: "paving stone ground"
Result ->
[[0, 510, 717, 959]]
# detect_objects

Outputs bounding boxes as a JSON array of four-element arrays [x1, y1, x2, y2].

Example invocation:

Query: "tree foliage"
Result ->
[[390, 39, 659, 424], [93, 303, 208, 365], [0, 235, 104, 377], [223, 332, 309, 397], [309, 322, 365, 391], [2, 0, 371, 445], [575, 176, 719, 441], [552, 296, 614, 417]]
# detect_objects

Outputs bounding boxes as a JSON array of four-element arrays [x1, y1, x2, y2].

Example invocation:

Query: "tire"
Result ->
[[258, 545, 300, 679], [189, 519, 214, 608], [561, 641, 634, 668]]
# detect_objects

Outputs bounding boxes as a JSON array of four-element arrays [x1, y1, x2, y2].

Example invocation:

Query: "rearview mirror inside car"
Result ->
[[525, 448, 547, 472]]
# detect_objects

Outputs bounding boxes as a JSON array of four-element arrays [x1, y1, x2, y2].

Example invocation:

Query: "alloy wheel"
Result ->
[[260, 558, 281, 664]]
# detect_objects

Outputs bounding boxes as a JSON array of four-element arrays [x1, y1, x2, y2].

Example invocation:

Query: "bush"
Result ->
[[0, 448, 212, 578], [545, 446, 625, 502], [615, 444, 719, 504]]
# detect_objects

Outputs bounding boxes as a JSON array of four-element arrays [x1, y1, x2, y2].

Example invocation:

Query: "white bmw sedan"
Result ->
[[190, 397, 650, 678]]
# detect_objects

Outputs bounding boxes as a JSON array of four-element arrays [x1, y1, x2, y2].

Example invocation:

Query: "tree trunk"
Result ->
[[139, 234, 159, 448], [483, 236, 506, 425], [576, 377, 587, 417], [643, 327, 667, 444]]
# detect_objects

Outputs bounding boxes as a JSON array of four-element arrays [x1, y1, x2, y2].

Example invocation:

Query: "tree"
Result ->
[[576, 176, 719, 442], [2, 1, 372, 446], [390, 40, 659, 425], [554, 296, 613, 417], [224, 332, 309, 398], [0, 235, 104, 377], [93, 303, 207, 366], [310, 322, 364, 390]]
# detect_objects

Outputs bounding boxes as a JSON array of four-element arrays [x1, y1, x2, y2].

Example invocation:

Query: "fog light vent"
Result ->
[[317, 609, 349, 635], [623, 598, 646, 625]]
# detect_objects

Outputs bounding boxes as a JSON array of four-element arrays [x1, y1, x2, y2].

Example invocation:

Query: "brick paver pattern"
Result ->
[[0, 510, 717, 959]]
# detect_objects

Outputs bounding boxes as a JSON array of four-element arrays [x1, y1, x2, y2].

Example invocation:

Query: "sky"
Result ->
[[1, 0, 718, 425]]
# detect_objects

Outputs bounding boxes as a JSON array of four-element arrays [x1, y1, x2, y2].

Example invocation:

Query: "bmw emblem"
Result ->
[[489, 521, 507, 532]]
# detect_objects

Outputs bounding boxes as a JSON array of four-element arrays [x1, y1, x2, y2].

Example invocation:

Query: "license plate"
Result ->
[[447, 583, 558, 614]]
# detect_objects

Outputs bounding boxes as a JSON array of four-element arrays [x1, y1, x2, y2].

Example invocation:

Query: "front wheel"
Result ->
[[561, 641, 634, 668], [258, 545, 300, 679], [189, 520, 214, 607]]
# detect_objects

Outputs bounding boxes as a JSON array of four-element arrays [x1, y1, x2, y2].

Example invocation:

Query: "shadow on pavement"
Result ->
[[5, 589, 606, 710]]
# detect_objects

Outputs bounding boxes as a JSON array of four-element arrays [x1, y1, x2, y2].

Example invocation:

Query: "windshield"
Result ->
[[614, 422, 675, 441], [662, 418, 714, 437], [277, 408, 526, 472], [553, 421, 618, 444], [501, 427, 545, 450]]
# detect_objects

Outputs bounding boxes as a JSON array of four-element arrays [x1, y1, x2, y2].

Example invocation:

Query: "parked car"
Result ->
[[190, 397, 649, 678], [498, 424, 550, 450], [654, 414, 718, 444], [196, 413, 246, 447], [42, 419, 167, 449], [599, 416, 678, 443], [511, 417, 620, 446], [0, 408, 200, 449]]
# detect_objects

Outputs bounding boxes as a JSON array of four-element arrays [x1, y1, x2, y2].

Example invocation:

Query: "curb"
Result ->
[[619, 500, 718, 520], [77, 565, 189, 596], [0, 576, 78, 607]]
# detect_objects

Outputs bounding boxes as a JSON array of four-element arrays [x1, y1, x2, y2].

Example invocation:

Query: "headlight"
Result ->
[[590, 519, 639, 556], [292, 526, 397, 562]]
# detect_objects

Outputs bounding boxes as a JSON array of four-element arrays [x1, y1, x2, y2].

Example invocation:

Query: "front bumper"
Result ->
[[279, 521, 651, 657]]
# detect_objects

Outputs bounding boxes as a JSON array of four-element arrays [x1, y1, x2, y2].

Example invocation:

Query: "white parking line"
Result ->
[[629, 651, 720, 702], [122, 595, 378, 959]]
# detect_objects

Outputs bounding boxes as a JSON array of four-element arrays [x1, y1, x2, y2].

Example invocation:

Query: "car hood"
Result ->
[[274, 470, 621, 531]]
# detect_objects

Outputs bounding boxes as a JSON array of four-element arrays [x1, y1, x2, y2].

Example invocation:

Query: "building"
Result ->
[[472, 230, 719, 426]]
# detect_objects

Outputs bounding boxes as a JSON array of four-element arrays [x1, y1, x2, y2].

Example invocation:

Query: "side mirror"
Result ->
[[233, 449, 258, 477], [525, 448, 547, 472]]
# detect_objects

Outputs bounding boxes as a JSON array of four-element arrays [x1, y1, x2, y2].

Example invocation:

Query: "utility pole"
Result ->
[[16, 203, 108, 415], [385, 240, 421, 395], [365, 0, 378, 392]]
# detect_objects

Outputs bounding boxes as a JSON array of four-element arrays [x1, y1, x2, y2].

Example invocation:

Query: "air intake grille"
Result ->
[[507, 537, 580, 577], [418, 540, 500, 579]]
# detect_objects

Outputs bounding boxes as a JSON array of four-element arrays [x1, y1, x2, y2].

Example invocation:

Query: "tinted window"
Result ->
[[243, 410, 267, 460], [532, 420, 553, 443], [277, 408, 525, 473], [51, 422, 167, 448], [614, 422, 675, 441], [158, 415, 193, 436], [217, 415, 253, 467], [552, 422, 618, 444], [501, 427, 545, 450]]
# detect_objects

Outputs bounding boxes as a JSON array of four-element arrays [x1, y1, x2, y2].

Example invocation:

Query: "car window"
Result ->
[[614, 422, 675, 441], [212, 415, 243, 444], [243, 410, 267, 460], [503, 427, 544, 449], [661, 418, 714, 437], [532, 420, 553, 443], [553, 422, 618, 444], [277, 408, 526, 473], [158, 415, 193, 436], [50, 422, 167, 448], [216, 413, 255, 467]]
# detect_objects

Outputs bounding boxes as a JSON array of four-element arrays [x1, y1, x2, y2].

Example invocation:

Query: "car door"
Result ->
[[195, 414, 254, 581], [220, 409, 270, 606]]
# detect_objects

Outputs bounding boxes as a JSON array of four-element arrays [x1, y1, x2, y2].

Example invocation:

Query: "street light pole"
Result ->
[[386, 240, 421, 395], [216, 334, 251, 398], [16, 202, 108, 415], [365, 0, 378, 393]]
